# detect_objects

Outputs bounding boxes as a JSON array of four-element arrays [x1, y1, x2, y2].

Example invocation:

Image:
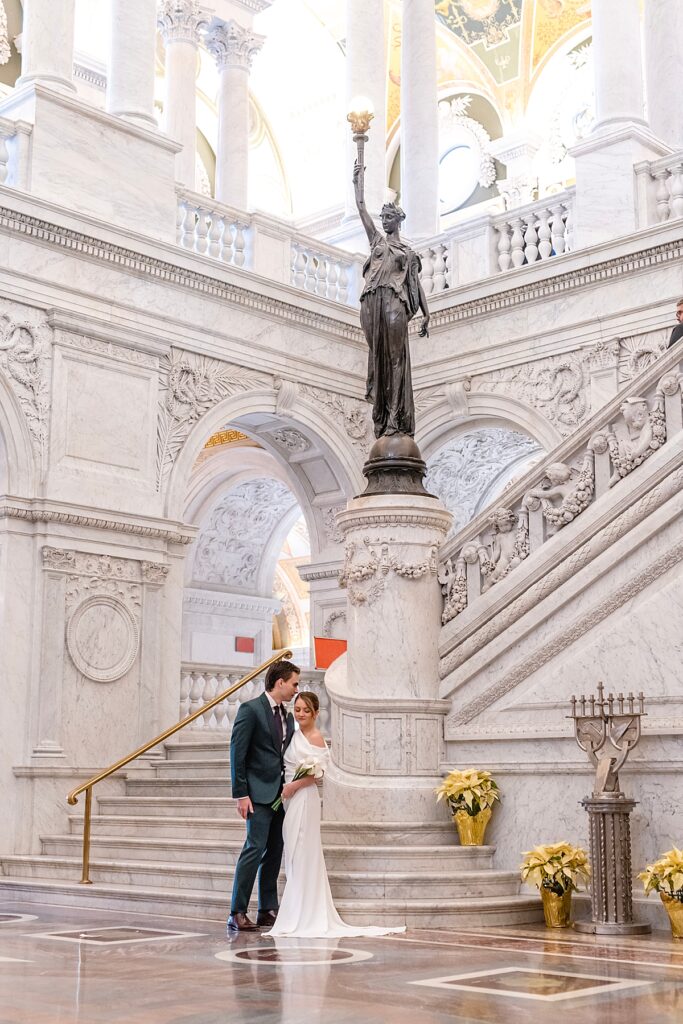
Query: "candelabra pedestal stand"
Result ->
[[573, 793, 650, 935]]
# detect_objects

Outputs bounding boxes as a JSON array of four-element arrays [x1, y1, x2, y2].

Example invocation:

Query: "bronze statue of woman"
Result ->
[[353, 162, 430, 440]]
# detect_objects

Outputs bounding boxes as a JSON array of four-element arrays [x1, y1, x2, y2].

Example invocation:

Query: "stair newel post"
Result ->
[[80, 786, 93, 885]]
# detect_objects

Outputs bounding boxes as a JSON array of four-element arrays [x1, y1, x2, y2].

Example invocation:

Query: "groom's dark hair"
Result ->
[[265, 660, 300, 691]]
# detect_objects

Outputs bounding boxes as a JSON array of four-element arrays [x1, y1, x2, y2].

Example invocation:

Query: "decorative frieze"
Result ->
[[0, 503, 194, 544], [482, 352, 588, 436], [299, 384, 372, 457]]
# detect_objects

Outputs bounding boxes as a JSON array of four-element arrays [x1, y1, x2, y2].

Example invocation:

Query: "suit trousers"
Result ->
[[231, 801, 285, 913]]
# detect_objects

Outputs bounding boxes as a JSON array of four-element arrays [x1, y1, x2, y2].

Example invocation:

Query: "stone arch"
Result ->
[[164, 388, 365, 526], [416, 390, 562, 460], [0, 369, 36, 497]]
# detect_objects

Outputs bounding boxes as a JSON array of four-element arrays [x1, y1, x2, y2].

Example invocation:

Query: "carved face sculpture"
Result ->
[[491, 508, 516, 533], [380, 203, 404, 234], [620, 399, 649, 434]]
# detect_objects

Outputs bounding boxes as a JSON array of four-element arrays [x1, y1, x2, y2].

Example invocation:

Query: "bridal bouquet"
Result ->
[[272, 759, 325, 811]]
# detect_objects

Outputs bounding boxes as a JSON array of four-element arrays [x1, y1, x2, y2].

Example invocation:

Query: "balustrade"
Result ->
[[492, 192, 573, 272], [638, 152, 683, 223], [438, 346, 683, 627], [179, 663, 330, 736], [290, 240, 359, 305], [0, 117, 31, 190], [177, 192, 251, 268]]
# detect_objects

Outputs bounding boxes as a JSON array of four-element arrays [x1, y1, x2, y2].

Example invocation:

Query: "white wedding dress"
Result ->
[[267, 729, 405, 938]]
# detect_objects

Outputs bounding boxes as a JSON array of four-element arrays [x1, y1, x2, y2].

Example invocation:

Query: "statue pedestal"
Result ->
[[323, 493, 452, 821]]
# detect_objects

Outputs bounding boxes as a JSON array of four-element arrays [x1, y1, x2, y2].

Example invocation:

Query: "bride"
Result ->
[[266, 691, 405, 938]]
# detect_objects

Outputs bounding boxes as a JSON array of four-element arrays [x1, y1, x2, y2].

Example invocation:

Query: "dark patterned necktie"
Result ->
[[273, 705, 284, 748]]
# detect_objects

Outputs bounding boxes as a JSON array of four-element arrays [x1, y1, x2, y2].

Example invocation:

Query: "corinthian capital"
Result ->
[[157, 0, 210, 45], [204, 17, 265, 71]]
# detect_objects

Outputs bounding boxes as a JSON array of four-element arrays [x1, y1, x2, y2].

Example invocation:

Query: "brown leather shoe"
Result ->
[[256, 909, 278, 927], [227, 912, 259, 931]]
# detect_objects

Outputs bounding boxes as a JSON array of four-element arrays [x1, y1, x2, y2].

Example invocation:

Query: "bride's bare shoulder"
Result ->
[[307, 729, 326, 749]]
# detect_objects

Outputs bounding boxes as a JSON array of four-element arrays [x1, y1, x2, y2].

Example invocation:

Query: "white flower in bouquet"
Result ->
[[271, 758, 324, 810]]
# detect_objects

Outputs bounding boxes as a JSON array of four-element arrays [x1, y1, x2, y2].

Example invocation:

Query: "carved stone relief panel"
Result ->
[[0, 306, 52, 466], [192, 477, 298, 589], [299, 384, 373, 459], [42, 547, 167, 684], [425, 427, 542, 536], [618, 331, 669, 385], [480, 352, 588, 435], [267, 427, 311, 454], [157, 349, 272, 489], [321, 503, 345, 545]]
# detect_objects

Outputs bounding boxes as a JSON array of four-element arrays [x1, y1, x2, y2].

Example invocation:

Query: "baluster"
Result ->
[[510, 217, 525, 268], [421, 249, 435, 294], [564, 203, 574, 252], [201, 674, 218, 730], [179, 670, 192, 720], [523, 216, 539, 264], [433, 244, 447, 290], [188, 672, 205, 724], [175, 199, 184, 245], [497, 221, 512, 271], [537, 208, 552, 259], [225, 694, 240, 738], [669, 163, 683, 218], [181, 201, 197, 250], [653, 169, 671, 223], [304, 251, 318, 292], [550, 204, 566, 255], [291, 244, 304, 288], [326, 259, 339, 301], [338, 262, 349, 304], [233, 222, 248, 267], [220, 221, 235, 264], [315, 254, 328, 297], [195, 207, 210, 254], [207, 212, 222, 259]]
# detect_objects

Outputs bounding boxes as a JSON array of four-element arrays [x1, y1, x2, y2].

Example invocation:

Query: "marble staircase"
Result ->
[[0, 736, 543, 928]]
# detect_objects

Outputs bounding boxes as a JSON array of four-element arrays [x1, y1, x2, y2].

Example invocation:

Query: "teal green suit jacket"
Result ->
[[230, 692, 294, 804]]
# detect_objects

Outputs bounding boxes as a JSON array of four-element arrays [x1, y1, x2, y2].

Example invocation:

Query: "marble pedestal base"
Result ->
[[325, 493, 452, 822]]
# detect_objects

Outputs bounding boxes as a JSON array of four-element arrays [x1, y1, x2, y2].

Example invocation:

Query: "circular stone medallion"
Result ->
[[66, 596, 139, 682], [215, 946, 373, 966]]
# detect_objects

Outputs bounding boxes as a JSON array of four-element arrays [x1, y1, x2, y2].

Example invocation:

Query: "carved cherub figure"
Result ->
[[481, 507, 528, 591], [608, 396, 664, 486], [523, 462, 573, 508]]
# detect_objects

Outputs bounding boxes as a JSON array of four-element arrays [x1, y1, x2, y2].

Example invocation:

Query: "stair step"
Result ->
[[124, 779, 231, 797], [0, 876, 543, 928], [130, 759, 231, 780], [71, 813, 464, 847], [163, 740, 233, 761], [97, 797, 237, 817], [44, 835, 493, 871], [1, 855, 522, 899]]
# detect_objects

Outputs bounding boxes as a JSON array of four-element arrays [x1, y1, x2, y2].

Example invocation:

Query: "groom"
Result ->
[[227, 659, 300, 931]]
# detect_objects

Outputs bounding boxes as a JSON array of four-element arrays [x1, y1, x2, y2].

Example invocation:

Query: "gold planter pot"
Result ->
[[453, 806, 492, 846], [660, 892, 683, 939], [541, 887, 573, 928]]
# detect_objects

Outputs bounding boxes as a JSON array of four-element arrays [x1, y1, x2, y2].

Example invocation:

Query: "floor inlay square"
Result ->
[[411, 966, 652, 1002], [28, 925, 205, 945]]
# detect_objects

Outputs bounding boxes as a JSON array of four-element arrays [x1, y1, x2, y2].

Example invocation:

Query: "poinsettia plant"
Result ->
[[520, 842, 591, 896], [435, 768, 500, 818], [639, 847, 683, 903]]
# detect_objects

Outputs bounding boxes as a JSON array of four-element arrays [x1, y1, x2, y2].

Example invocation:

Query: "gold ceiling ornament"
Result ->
[[204, 428, 249, 448]]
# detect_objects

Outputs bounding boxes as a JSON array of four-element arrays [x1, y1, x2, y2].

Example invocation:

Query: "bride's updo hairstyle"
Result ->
[[295, 691, 319, 716]]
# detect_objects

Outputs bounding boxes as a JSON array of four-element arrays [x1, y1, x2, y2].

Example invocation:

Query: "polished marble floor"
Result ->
[[1, 900, 683, 1023]]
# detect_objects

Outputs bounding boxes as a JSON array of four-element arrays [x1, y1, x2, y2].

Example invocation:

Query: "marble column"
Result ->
[[205, 18, 264, 210], [644, 0, 683, 151], [345, 0, 386, 219], [570, 0, 667, 247], [107, 0, 158, 128], [324, 494, 452, 820], [158, 1, 208, 187], [400, 0, 439, 239], [17, 0, 76, 93], [591, 0, 645, 131]]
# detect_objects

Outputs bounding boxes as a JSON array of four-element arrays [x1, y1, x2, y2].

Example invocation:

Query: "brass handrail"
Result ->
[[66, 648, 293, 884]]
